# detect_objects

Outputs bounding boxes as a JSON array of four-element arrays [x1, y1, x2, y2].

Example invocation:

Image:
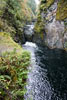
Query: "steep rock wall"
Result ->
[[35, 0, 67, 50]]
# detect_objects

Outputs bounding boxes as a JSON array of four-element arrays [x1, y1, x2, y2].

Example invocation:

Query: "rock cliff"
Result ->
[[35, 0, 67, 50]]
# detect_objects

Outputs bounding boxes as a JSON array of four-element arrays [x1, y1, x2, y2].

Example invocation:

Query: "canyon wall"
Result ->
[[35, 0, 67, 50]]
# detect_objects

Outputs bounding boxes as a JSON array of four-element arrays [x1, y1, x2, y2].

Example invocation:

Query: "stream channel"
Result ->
[[23, 23, 67, 100]]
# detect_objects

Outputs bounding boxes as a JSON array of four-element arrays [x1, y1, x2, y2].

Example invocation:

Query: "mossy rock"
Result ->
[[35, 0, 54, 36], [64, 42, 67, 50], [0, 32, 23, 54], [40, 0, 54, 11], [56, 0, 67, 20]]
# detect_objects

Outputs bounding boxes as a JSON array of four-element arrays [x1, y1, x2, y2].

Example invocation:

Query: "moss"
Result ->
[[64, 41, 67, 51], [35, 21, 44, 32], [40, 0, 54, 11], [0, 32, 23, 54], [56, 0, 67, 20], [47, 0, 54, 7], [35, 0, 54, 36], [35, 18, 45, 40]]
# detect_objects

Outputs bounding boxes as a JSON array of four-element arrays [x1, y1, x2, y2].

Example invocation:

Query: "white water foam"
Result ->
[[24, 42, 37, 48]]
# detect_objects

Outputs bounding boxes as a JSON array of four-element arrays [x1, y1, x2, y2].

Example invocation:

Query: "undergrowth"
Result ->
[[0, 49, 30, 100]]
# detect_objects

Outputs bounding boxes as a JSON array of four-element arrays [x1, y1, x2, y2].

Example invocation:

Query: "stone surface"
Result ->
[[35, 0, 67, 50], [24, 24, 34, 41]]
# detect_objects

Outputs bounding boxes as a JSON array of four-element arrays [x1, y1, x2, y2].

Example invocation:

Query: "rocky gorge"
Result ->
[[0, 0, 67, 100]]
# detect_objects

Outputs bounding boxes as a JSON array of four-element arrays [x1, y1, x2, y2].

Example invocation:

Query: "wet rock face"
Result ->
[[44, 1, 67, 49], [44, 2, 64, 48], [45, 19, 64, 48], [36, 0, 67, 50], [24, 24, 34, 42]]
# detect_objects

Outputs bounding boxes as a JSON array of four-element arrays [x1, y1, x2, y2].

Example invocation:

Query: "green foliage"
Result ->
[[34, 11, 45, 38], [0, 50, 30, 100], [40, 0, 54, 11], [41, 0, 46, 4], [2, 0, 25, 42], [0, 0, 8, 17], [56, 0, 67, 20], [0, 0, 36, 43], [35, 19, 45, 33], [27, 0, 36, 15], [35, 0, 54, 35]]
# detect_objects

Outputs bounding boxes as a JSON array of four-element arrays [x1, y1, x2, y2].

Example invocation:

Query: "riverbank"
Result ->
[[0, 32, 30, 100], [0, 0, 37, 99]]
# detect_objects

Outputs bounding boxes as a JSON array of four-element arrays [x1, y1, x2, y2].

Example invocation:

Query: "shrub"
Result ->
[[0, 50, 30, 100]]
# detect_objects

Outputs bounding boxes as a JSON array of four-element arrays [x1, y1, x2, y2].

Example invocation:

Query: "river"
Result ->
[[23, 24, 67, 100]]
